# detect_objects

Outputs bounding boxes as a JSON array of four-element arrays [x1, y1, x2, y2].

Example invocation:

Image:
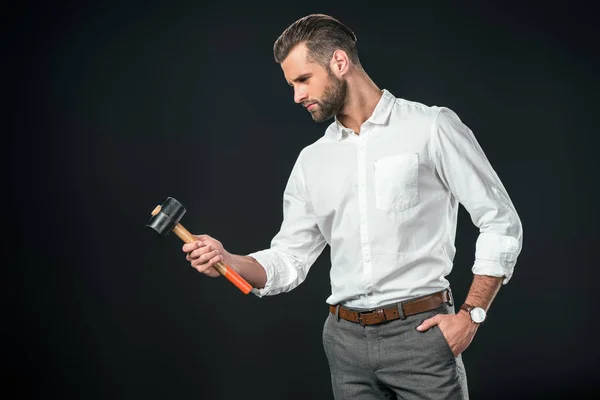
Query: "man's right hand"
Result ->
[[182, 234, 231, 278]]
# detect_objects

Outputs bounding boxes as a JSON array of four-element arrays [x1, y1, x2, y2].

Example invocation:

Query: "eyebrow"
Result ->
[[288, 73, 311, 86]]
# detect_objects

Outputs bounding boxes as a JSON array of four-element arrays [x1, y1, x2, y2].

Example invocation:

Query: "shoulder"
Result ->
[[392, 97, 445, 121], [393, 99, 470, 135]]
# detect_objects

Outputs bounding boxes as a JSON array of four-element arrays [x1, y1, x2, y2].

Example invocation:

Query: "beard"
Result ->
[[308, 68, 348, 122]]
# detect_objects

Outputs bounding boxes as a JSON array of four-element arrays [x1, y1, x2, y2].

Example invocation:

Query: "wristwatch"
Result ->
[[460, 303, 486, 324]]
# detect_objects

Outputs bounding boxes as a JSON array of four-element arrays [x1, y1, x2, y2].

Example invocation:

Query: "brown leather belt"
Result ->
[[329, 289, 452, 326]]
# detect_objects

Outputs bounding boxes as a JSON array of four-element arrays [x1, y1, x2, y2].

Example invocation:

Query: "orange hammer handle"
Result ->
[[173, 224, 252, 295]]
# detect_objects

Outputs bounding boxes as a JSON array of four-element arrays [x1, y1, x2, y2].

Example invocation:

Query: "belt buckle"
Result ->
[[447, 289, 454, 306], [357, 312, 365, 326]]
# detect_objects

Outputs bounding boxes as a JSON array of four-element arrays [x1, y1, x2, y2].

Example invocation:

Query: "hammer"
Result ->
[[146, 197, 252, 295]]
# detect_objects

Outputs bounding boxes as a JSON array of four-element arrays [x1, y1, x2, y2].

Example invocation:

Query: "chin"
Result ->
[[313, 115, 331, 123]]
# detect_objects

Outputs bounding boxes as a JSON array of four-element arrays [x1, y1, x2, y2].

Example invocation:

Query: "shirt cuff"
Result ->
[[247, 249, 298, 297], [472, 232, 521, 284]]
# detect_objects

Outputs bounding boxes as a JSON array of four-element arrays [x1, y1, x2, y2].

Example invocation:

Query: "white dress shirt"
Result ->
[[248, 89, 522, 309]]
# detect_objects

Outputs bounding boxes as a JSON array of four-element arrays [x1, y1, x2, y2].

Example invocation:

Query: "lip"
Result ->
[[307, 103, 317, 111]]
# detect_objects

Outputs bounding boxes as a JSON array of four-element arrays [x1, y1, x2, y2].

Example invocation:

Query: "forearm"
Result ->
[[463, 274, 503, 311], [227, 254, 268, 289]]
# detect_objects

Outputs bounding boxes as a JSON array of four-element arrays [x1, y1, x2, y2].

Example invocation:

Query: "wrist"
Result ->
[[458, 309, 473, 323], [222, 251, 235, 267], [456, 311, 479, 335]]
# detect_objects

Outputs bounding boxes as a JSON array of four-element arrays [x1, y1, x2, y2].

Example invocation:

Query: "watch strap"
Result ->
[[460, 303, 474, 314]]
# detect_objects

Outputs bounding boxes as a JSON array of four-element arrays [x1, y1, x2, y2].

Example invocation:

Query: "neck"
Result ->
[[336, 69, 383, 134]]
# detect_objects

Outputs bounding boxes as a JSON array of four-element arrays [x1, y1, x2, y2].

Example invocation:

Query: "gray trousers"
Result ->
[[322, 303, 469, 399]]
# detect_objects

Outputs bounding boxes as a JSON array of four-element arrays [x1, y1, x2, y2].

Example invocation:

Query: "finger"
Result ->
[[203, 267, 221, 278], [189, 243, 213, 260], [183, 241, 203, 253], [206, 253, 223, 268], [191, 249, 219, 267], [186, 249, 203, 261], [193, 263, 215, 275], [416, 315, 441, 331], [194, 256, 222, 275]]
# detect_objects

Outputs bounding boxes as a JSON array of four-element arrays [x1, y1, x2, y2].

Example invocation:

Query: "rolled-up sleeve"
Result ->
[[431, 107, 523, 284], [248, 150, 327, 297]]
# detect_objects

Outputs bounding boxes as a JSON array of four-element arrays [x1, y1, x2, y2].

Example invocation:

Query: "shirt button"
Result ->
[[367, 292, 373, 296], [360, 182, 365, 187], [365, 258, 371, 263]]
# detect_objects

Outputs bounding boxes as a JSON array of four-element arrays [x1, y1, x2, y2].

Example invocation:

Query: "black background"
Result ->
[[5, 1, 599, 399]]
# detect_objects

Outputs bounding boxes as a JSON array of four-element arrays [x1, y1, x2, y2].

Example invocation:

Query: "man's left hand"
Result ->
[[416, 311, 478, 357]]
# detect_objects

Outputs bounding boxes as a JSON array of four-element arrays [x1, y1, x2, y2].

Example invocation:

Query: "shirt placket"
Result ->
[[356, 135, 374, 306]]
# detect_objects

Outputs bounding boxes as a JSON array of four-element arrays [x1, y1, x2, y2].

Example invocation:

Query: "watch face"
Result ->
[[471, 307, 486, 323]]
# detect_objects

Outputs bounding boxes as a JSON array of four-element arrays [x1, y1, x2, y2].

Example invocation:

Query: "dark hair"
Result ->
[[273, 14, 361, 68]]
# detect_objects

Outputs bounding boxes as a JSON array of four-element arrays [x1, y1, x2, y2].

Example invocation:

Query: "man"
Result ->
[[183, 14, 523, 399]]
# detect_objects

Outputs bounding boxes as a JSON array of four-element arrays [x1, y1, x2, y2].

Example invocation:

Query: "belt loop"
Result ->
[[376, 309, 386, 322], [335, 305, 341, 322], [447, 288, 454, 307], [396, 302, 406, 320]]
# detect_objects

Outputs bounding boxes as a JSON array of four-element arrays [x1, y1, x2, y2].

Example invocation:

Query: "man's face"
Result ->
[[281, 44, 347, 122]]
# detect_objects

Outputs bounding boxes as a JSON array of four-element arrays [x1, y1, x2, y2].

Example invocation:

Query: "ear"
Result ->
[[330, 49, 350, 77]]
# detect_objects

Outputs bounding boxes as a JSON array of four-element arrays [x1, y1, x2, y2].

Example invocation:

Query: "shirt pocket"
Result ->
[[373, 153, 419, 212]]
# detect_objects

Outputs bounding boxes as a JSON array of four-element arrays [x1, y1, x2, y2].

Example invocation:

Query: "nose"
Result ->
[[294, 87, 308, 104]]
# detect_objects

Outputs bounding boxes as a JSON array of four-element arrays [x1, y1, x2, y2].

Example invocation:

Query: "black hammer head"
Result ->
[[146, 197, 186, 236]]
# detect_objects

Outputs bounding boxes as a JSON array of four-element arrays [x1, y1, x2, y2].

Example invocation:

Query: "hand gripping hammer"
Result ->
[[146, 197, 252, 295]]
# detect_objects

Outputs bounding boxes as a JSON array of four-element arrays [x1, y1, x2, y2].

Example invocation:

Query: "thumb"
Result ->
[[416, 315, 441, 332]]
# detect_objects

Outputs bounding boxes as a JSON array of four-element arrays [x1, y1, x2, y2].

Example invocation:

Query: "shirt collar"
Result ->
[[328, 89, 396, 141]]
